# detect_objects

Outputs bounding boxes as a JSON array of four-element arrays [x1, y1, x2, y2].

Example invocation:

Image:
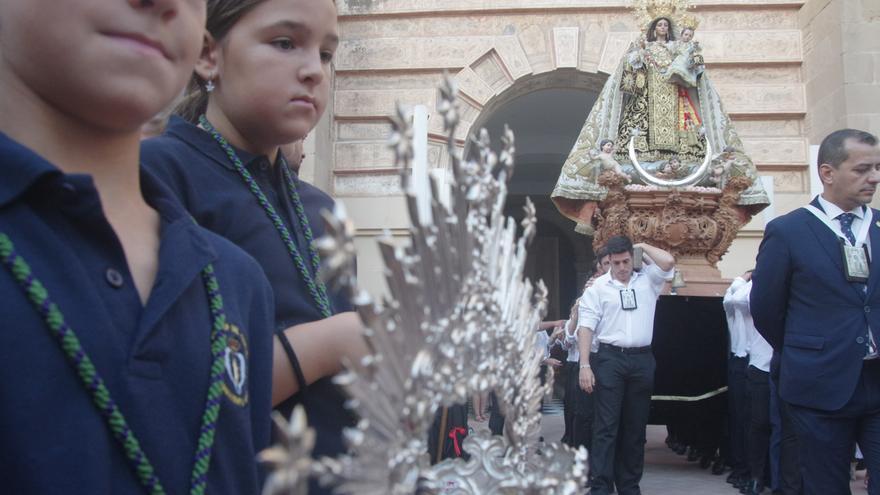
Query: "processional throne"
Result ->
[[551, 0, 769, 296]]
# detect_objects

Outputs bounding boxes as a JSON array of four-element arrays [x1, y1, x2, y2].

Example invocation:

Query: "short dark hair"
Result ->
[[599, 139, 613, 149], [817, 129, 878, 170], [595, 246, 608, 260], [605, 235, 633, 256]]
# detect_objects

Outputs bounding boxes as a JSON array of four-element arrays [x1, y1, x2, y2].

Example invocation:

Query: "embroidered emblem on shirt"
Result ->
[[223, 323, 249, 406]]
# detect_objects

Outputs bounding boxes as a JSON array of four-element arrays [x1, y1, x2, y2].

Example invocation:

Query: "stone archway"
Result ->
[[443, 34, 617, 316]]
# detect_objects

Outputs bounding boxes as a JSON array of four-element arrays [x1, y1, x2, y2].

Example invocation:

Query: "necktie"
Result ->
[[838, 212, 857, 246]]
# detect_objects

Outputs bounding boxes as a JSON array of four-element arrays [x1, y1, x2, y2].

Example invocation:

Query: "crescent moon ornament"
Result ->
[[627, 130, 712, 188]]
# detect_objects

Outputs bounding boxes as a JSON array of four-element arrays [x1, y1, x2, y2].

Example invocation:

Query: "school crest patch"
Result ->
[[223, 323, 249, 406]]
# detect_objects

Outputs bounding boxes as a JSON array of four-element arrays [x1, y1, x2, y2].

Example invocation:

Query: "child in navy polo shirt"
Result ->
[[140, 0, 368, 482], [0, 1, 277, 494]]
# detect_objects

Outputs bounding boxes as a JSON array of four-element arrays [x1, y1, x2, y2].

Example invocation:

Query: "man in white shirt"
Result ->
[[562, 248, 611, 452], [729, 273, 774, 495], [723, 273, 752, 489], [577, 236, 675, 495]]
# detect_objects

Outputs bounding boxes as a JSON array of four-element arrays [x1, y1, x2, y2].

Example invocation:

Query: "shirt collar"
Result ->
[[606, 269, 642, 287], [164, 115, 289, 173], [0, 132, 62, 207], [816, 194, 865, 220], [141, 166, 220, 265], [0, 131, 215, 257]]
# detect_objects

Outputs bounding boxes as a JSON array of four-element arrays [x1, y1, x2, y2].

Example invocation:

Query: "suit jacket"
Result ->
[[751, 198, 880, 411]]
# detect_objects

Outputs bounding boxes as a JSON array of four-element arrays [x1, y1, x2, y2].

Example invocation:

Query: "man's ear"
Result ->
[[818, 163, 835, 186], [194, 31, 220, 84]]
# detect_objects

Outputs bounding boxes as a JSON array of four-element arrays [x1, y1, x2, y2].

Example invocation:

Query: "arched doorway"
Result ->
[[465, 70, 606, 319]]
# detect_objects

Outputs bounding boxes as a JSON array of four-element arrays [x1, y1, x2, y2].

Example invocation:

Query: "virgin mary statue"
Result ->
[[552, 2, 769, 234]]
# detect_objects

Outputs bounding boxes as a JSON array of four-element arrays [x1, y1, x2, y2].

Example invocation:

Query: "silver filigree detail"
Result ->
[[263, 74, 588, 494], [260, 407, 317, 495]]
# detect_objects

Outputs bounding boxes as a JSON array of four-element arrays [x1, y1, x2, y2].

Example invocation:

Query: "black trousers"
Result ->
[[562, 361, 578, 445], [590, 347, 656, 495], [747, 365, 771, 484], [488, 391, 505, 436], [728, 354, 750, 476], [573, 372, 594, 452]]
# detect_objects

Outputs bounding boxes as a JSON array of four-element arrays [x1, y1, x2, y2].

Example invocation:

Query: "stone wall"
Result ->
[[800, 0, 880, 143]]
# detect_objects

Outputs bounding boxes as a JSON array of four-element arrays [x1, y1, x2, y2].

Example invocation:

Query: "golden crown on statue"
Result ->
[[632, 0, 697, 31]]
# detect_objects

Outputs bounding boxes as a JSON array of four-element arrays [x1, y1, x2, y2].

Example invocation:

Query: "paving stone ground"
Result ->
[[537, 412, 869, 494]]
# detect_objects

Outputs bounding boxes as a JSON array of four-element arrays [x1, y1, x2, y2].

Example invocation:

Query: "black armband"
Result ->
[[276, 328, 307, 393]]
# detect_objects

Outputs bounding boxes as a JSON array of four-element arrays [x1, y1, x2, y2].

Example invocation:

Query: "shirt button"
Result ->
[[858, 336, 866, 344], [105, 268, 124, 289], [866, 306, 872, 314]]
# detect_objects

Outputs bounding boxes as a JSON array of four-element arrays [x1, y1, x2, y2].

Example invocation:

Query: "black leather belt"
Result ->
[[599, 342, 652, 354]]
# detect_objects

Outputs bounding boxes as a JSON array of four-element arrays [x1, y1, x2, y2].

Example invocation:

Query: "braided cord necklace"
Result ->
[[0, 233, 228, 495], [198, 115, 332, 318]]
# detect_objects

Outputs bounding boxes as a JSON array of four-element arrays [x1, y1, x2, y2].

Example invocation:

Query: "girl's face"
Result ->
[[0, 0, 206, 131], [681, 29, 694, 42], [602, 141, 614, 153], [205, 0, 338, 150]]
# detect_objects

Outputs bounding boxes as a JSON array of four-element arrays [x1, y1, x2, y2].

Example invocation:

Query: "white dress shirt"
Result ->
[[562, 319, 580, 363], [562, 317, 600, 363], [723, 277, 750, 358], [729, 280, 772, 372], [535, 330, 551, 360], [816, 195, 871, 252], [578, 262, 674, 348]]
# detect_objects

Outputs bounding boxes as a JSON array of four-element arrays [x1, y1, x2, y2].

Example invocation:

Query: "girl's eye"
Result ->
[[320, 50, 335, 63], [272, 38, 294, 50]]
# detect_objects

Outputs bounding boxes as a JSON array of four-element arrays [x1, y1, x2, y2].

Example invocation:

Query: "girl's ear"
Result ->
[[194, 31, 220, 84]]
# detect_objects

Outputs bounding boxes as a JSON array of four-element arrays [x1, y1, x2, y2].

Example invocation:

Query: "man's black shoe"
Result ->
[[699, 454, 713, 469], [740, 479, 764, 495]]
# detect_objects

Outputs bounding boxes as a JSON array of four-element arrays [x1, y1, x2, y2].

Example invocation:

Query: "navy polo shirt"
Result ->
[[141, 116, 354, 462], [0, 132, 274, 494]]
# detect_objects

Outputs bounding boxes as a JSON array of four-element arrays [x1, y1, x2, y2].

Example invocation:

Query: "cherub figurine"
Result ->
[[654, 157, 683, 180], [708, 147, 737, 186], [588, 139, 631, 182]]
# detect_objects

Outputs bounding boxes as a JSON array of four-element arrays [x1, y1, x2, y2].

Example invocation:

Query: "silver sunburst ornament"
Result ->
[[261, 74, 588, 495]]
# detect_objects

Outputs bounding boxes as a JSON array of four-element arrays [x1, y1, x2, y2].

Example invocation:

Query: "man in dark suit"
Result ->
[[752, 129, 880, 494]]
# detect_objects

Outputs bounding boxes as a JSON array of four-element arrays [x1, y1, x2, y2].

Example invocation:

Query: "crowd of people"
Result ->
[[507, 129, 880, 495]]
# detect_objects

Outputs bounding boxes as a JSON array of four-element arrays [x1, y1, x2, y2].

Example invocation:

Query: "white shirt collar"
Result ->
[[605, 269, 642, 288], [817, 194, 865, 220]]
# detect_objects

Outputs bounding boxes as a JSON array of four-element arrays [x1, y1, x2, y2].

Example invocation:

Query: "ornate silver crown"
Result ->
[[259, 75, 588, 495]]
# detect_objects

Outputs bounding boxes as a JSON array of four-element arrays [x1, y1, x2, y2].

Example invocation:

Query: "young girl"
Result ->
[[140, 0, 367, 480], [0, 1, 277, 493]]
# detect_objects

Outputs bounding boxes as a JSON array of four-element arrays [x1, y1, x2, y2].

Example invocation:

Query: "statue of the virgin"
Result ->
[[552, 1, 769, 234]]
